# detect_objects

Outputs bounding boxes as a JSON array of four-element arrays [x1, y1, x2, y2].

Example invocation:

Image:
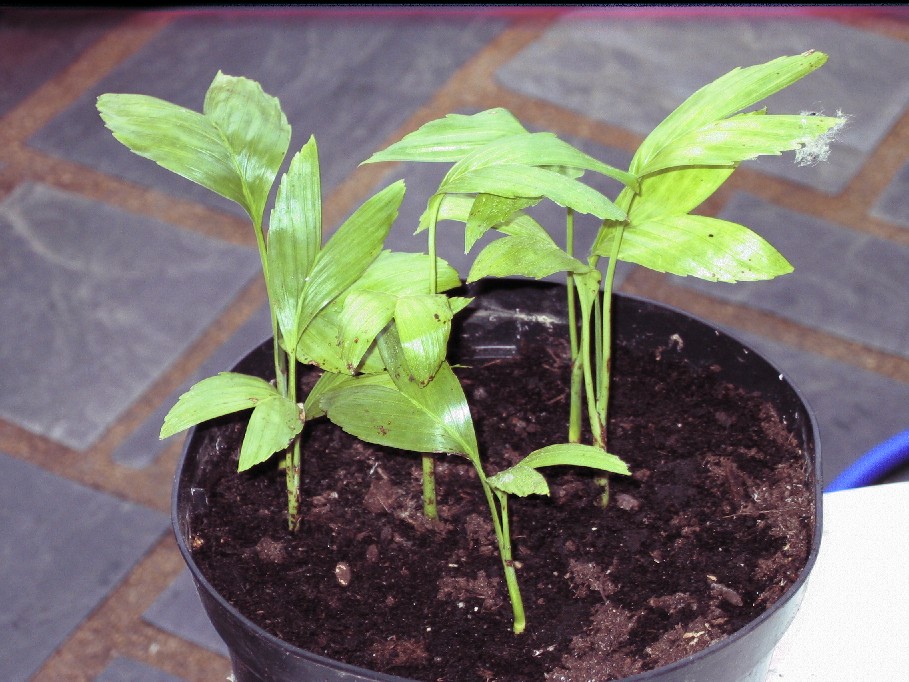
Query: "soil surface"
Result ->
[[186, 328, 815, 681]]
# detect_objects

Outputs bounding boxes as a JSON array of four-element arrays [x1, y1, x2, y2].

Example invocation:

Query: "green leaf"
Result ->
[[443, 132, 638, 191], [295, 304, 352, 374], [379, 329, 477, 457], [160, 372, 280, 439], [418, 193, 552, 244], [394, 294, 455, 385], [352, 250, 462, 295], [639, 111, 844, 176], [238, 395, 304, 471], [97, 72, 291, 224], [321, 380, 456, 453], [298, 251, 462, 375], [417, 193, 472, 234], [631, 51, 829, 175], [488, 465, 550, 497], [468, 233, 589, 283], [519, 443, 631, 475], [321, 358, 479, 459], [333, 326, 479, 457], [305, 371, 399, 422], [596, 214, 794, 282], [302, 370, 351, 420], [441, 164, 626, 221], [488, 443, 630, 498], [363, 108, 528, 164], [295, 180, 405, 339], [465, 194, 541, 252], [592, 165, 736, 255], [337, 290, 396, 372], [267, 136, 321, 344]]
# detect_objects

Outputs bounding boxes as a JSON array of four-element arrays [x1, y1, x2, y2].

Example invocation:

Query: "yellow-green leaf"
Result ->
[[98, 72, 290, 225], [364, 108, 528, 164], [632, 51, 829, 175], [237, 395, 304, 471], [519, 443, 630, 476], [468, 234, 589, 283], [488, 465, 550, 497], [267, 136, 322, 344], [295, 180, 405, 338], [441, 164, 625, 221], [394, 294, 454, 385], [639, 111, 844, 177], [596, 214, 793, 282], [160, 372, 279, 439]]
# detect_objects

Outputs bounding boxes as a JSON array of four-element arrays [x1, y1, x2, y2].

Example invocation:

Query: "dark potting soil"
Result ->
[[188, 335, 814, 682]]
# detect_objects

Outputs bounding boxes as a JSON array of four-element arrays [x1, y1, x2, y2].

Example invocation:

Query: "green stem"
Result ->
[[597, 222, 626, 441], [590, 222, 626, 507], [251, 216, 287, 397], [578, 294, 604, 449], [565, 209, 582, 443], [467, 453, 525, 634], [285, 353, 303, 531], [421, 455, 438, 521], [420, 194, 444, 521], [252, 213, 298, 527], [493, 489, 526, 634]]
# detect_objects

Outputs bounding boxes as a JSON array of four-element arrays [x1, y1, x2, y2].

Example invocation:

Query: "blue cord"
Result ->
[[825, 428, 909, 492]]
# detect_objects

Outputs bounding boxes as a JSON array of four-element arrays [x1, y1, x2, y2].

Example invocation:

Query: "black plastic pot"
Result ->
[[173, 282, 822, 682]]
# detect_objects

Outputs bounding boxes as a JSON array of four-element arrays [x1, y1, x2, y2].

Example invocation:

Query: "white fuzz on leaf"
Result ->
[[796, 109, 848, 167]]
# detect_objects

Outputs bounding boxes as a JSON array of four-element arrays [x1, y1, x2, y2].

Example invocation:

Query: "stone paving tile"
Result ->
[[0, 183, 260, 450], [670, 191, 909, 361], [94, 657, 184, 682], [0, 9, 131, 117], [871, 158, 909, 229], [113, 304, 272, 469], [143, 569, 229, 658], [712, 327, 909, 485], [0, 452, 168, 682], [496, 12, 909, 193], [5, 9, 909, 680], [29, 11, 508, 217]]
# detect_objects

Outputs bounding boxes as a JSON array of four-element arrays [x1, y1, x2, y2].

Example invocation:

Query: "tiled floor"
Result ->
[[2, 7, 908, 681]]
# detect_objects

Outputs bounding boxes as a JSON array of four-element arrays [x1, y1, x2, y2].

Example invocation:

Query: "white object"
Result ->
[[767, 481, 909, 681]]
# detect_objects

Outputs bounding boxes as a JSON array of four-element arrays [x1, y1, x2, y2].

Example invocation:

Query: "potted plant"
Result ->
[[97, 49, 843, 681]]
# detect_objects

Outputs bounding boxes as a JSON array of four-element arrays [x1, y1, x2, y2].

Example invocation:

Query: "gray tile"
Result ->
[[95, 657, 184, 682], [0, 9, 132, 117], [670, 192, 909, 360], [113, 304, 272, 469], [713, 328, 909, 487], [871, 159, 909, 229], [496, 13, 909, 193], [0, 452, 168, 682], [143, 569, 229, 658], [29, 11, 507, 217], [0, 183, 260, 450]]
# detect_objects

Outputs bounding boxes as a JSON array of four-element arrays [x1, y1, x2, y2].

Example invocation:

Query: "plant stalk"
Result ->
[[420, 194, 444, 521], [253, 213, 300, 529], [285, 353, 303, 531], [494, 490, 526, 634], [597, 222, 626, 439], [578, 294, 604, 449], [251, 215, 288, 398], [565, 209, 583, 443]]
